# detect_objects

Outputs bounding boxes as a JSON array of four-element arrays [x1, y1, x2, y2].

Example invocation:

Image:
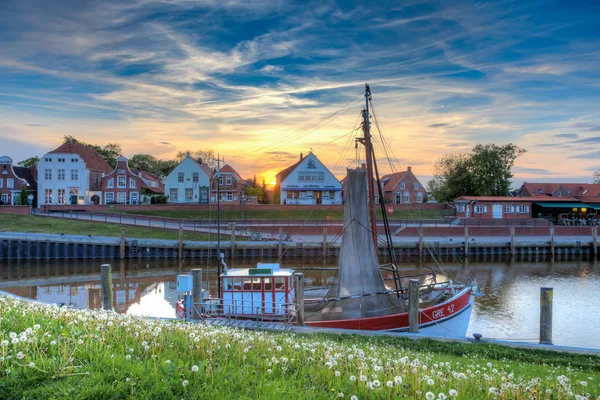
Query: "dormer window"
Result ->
[[226, 176, 232, 185]]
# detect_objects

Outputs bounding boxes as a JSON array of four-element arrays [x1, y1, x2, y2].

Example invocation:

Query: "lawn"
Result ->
[[0, 295, 598, 399], [119, 208, 446, 221], [0, 215, 229, 241]]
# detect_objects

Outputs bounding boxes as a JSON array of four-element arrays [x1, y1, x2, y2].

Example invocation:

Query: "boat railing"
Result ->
[[191, 300, 299, 330]]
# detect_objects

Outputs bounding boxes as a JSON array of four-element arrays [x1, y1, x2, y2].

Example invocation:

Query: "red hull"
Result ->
[[305, 287, 472, 331]]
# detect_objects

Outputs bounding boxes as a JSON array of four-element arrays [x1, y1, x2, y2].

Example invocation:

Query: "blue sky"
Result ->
[[0, 0, 599, 186]]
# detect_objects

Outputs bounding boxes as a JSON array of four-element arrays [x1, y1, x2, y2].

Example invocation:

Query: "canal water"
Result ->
[[1, 258, 598, 349]]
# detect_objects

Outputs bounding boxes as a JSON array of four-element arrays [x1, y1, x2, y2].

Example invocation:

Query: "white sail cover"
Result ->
[[305, 168, 405, 321]]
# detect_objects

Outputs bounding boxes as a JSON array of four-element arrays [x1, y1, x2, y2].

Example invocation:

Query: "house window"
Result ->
[[416, 192, 423, 203], [286, 191, 299, 199], [44, 158, 52, 162], [95, 174, 99, 185], [193, 173, 199, 183], [395, 193, 401, 203], [218, 176, 223, 185], [0, 194, 7, 204], [71, 158, 78, 163], [44, 169, 52, 180], [178, 172, 184, 183], [58, 158, 65, 163], [400, 182, 405, 190], [226, 192, 233, 201], [57, 169, 65, 181], [117, 192, 127, 204], [44, 189, 53, 204], [459, 204, 465, 213], [474, 205, 485, 214], [403, 192, 409, 204], [374, 195, 380, 204], [517, 205, 527, 213], [0, 178, 3, 188], [185, 188, 193, 201], [170, 188, 178, 200], [58, 189, 66, 204], [504, 205, 511, 214], [130, 192, 139, 204], [226, 176, 232, 185], [414, 183, 419, 190], [557, 191, 562, 198], [105, 192, 114, 204], [7, 178, 14, 189], [299, 191, 307, 200], [117, 175, 126, 188], [130, 178, 136, 188], [107, 178, 114, 188], [71, 169, 78, 181]]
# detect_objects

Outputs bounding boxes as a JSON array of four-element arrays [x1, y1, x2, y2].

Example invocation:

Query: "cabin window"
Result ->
[[243, 278, 252, 290], [275, 277, 286, 291], [252, 278, 261, 291], [263, 278, 272, 290], [474, 205, 484, 214], [224, 279, 232, 291], [232, 278, 242, 291]]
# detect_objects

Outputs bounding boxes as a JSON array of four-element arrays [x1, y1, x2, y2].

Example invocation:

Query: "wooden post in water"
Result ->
[[191, 268, 203, 319], [100, 264, 113, 311], [539, 287, 553, 345], [418, 227, 424, 259], [322, 227, 327, 258], [510, 227, 515, 257], [230, 222, 236, 259], [278, 227, 283, 257], [119, 228, 125, 259], [593, 227, 598, 259], [293, 273, 304, 326], [178, 227, 183, 263], [550, 227, 555, 258], [408, 279, 420, 333], [464, 226, 469, 259]]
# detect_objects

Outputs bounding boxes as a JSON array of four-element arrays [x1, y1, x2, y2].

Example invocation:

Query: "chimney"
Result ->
[[300, 152, 303, 160], [197, 158, 202, 164], [407, 166, 412, 173]]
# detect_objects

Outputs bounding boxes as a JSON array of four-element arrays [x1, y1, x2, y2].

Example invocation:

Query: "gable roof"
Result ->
[[49, 140, 112, 173], [560, 183, 600, 197], [380, 171, 408, 191], [218, 164, 245, 184], [275, 158, 303, 183], [520, 182, 562, 196], [192, 159, 212, 177], [13, 166, 37, 188], [455, 196, 576, 202]]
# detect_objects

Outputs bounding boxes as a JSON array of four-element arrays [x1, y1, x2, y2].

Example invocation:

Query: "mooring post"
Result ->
[[418, 227, 424, 257], [550, 227, 555, 258], [119, 228, 125, 259], [191, 268, 203, 319], [278, 227, 283, 257], [100, 264, 113, 311], [293, 272, 304, 326], [464, 226, 469, 259], [230, 222, 236, 259], [408, 279, 420, 333], [539, 287, 553, 345], [510, 226, 515, 257], [593, 227, 598, 259], [322, 227, 327, 258], [178, 227, 183, 262]]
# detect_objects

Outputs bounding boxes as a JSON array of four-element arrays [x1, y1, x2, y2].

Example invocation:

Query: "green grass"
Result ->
[[0, 295, 598, 399], [0, 215, 229, 241], [118, 208, 446, 221]]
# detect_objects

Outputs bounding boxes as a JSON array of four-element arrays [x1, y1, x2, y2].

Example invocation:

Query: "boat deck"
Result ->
[[202, 317, 291, 331]]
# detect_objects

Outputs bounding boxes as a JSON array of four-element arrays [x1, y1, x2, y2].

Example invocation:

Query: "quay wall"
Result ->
[[0, 206, 31, 215]]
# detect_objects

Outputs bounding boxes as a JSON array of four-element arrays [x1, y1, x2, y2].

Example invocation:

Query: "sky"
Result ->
[[1, 0, 599, 188]]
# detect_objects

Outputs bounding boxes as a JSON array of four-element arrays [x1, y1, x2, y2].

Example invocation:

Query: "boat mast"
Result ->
[[361, 84, 378, 249]]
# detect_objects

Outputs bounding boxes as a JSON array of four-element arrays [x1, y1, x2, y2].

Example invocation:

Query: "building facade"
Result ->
[[101, 156, 163, 205], [0, 156, 37, 205], [275, 152, 342, 205], [37, 140, 112, 207], [210, 164, 247, 203], [164, 154, 211, 204], [517, 182, 600, 199], [379, 166, 427, 204]]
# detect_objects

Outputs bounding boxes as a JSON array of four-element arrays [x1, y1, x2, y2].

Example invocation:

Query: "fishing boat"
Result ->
[[177, 84, 478, 338]]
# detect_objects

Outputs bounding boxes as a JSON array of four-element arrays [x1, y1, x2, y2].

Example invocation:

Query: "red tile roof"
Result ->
[[275, 158, 303, 184], [561, 183, 600, 197], [456, 196, 577, 202], [219, 164, 245, 184], [192, 159, 213, 178], [380, 171, 407, 191], [49, 140, 112, 173], [520, 182, 561, 196]]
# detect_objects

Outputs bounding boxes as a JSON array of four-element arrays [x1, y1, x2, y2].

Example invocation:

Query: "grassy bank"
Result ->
[[0, 215, 228, 242], [119, 208, 446, 221], [0, 296, 598, 399]]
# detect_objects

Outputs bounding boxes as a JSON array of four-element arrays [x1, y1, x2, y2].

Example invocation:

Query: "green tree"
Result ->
[[594, 170, 600, 184], [427, 143, 526, 202], [19, 189, 29, 205], [62, 136, 121, 168], [261, 179, 270, 204], [18, 156, 39, 168], [176, 149, 217, 169]]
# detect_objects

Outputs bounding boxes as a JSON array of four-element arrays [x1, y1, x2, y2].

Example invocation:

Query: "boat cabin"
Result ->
[[221, 263, 295, 315]]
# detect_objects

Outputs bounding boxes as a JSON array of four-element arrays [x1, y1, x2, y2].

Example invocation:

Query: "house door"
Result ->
[[492, 204, 502, 219], [395, 193, 401, 204], [199, 187, 209, 204], [315, 191, 321, 205]]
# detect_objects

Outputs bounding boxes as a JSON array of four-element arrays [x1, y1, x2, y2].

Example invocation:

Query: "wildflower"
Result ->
[[386, 381, 393, 388], [373, 380, 380, 388], [394, 376, 402, 385], [337, 393, 344, 398], [335, 371, 341, 377], [427, 378, 434, 385], [489, 387, 497, 394], [350, 375, 356, 381], [267, 369, 272, 374], [11, 339, 18, 345], [360, 375, 367, 382], [439, 393, 447, 400], [34, 324, 40, 330], [425, 392, 435, 400], [165, 360, 171, 364], [182, 380, 189, 387], [50, 341, 56, 346], [16, 352, 25, 360], [125, 355, 131, 360], [276, 346, 282, 351], [1, 340, 8, 347], [350, 396, 358, 400], [191, 365, 199, 372], [449, 389, 458, 397], [28, 362, 35, 368]]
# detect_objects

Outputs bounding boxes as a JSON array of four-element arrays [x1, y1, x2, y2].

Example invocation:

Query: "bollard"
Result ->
[[293, 273, 304, 326], [100, 264, 113, 311], [178, 227, 184, 262], [119, 228, 125, 259], [408, 279, 420, 333], [191, 269, 203, 319], [510, 226, 515, 257], [539, 287, 553, 345]]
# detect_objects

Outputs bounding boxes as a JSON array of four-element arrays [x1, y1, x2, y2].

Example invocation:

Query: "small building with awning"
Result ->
[[532, 201, 598, 220], [453, 196, 580, 220]]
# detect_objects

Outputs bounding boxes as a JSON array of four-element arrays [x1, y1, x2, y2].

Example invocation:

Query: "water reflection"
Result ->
[[1, 258, 599, 349]]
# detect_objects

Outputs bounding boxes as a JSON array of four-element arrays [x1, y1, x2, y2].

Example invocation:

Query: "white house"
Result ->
[[37, 140, 112, 207], [275, 152, 342, 205], [164, 153, 212, 204]]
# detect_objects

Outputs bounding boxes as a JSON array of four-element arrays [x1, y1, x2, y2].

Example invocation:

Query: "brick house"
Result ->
[[379, 166, 427, 204], [0, 156, 37, 205], [210, 164, 248, 203], [101, 156, 163, 204], [38, 140, 113, 207], [454, 196, 577, 219], [517, 182, 600, 199]]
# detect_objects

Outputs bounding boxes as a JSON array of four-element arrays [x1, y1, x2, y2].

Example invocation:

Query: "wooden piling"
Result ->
[[278, 227, 283, 257], [418, 227, 424, 258], [293, 273, 304, 326], [100, 264, 113, 311], [550, 227, 555, 258], [539, 287, 553, 345], [593, 227, 598, 258], [408, 279, 420, 334], [464, 227, 469, 259], [230, 222, 236, 258], [178, 227, 183, 262], [510, 227, 515, 257], [322, 227, 327, 258], [119, 228, 125, 259], [191, 268, 203, 319]]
